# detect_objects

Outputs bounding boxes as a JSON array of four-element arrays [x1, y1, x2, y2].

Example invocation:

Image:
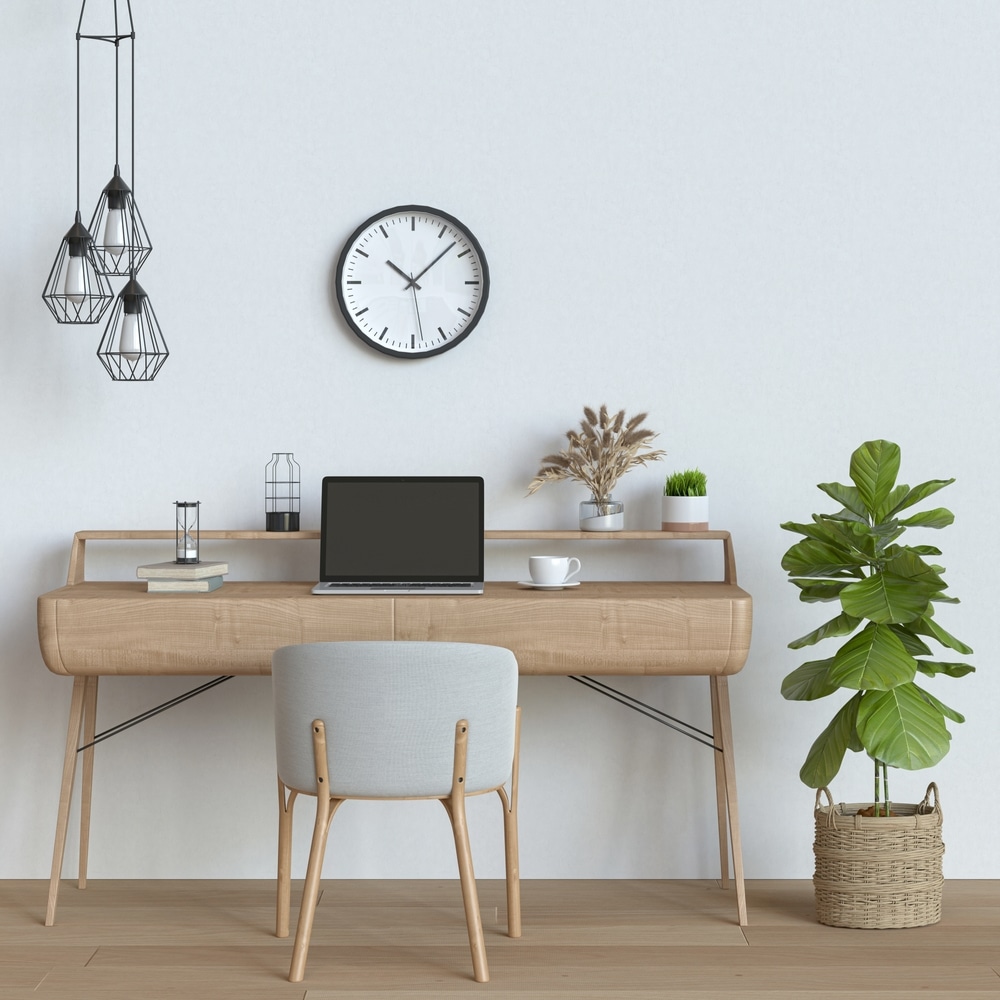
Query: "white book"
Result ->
[[137, 560, 228, 580], [146, 576, 225, 593]]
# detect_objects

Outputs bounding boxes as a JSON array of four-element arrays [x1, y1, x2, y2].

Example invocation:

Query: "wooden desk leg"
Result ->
[[710, 675, 747, 926], [46, 676, 91, 926], [710, 678, 730, 889], [77, 676, 99, 889]]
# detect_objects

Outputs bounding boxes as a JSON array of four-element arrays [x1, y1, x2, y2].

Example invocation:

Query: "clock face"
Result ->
[[336, 205, 490, 358]]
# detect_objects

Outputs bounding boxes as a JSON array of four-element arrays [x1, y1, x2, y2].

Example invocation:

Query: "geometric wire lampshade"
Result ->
[[42, 210, 114, 323], [96, 275, 168, 381], [88, 164, 152, 276]]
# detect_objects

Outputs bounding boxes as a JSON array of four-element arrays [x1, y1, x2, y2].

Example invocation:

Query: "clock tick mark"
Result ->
[[457, 307, 471, 317], [357, 307, 369, 316], [379, 225, 388, 238], [356, 249, 369, 258], [457, 249, 471, 258]]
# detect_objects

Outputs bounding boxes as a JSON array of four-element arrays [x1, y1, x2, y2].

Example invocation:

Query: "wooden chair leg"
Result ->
[[78, 676, 99, 890], [288, 720, 341, 984], [498, 706, 521, 938], [288, 792, 338, 982], [46, 676, 89, 926], [445, 719, 489, 983], [276, 777, 297, 938]]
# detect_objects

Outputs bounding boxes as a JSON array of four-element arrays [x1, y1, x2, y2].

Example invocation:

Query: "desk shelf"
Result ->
[[64, 529, 739, 586]]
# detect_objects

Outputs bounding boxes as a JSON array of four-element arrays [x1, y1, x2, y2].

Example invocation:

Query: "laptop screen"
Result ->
[[319, 476, 484, 583]]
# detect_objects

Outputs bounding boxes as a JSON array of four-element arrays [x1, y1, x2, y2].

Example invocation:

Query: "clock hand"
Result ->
[[405, 241, 457, 287], [386, 259, 420, 290], [409, 277, 425, 342]]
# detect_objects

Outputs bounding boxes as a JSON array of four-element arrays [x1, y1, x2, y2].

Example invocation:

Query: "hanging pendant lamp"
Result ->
[[41, 9, 113, 324], [87, 2, 152, 276], [97, 272, 168, 381]]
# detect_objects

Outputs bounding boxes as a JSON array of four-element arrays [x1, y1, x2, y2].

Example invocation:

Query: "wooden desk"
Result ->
[[37, 530, 752, 927]]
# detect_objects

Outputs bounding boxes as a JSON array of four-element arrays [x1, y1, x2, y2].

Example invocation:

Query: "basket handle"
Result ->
[[815, 786, 838, 828], [920, 781, 942, 817]]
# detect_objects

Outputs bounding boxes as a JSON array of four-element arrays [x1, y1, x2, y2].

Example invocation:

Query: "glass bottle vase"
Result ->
[[579, 496, 624, 531]]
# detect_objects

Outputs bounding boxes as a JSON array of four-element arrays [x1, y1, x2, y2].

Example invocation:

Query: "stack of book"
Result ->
[[136, 560, 229, 593]]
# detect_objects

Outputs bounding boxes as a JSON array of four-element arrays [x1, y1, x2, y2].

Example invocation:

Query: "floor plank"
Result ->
[[1, 880, 998, 997]]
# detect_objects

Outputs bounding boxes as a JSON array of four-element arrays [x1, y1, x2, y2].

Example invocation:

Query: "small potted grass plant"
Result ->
[[661, 468, 708, 530]]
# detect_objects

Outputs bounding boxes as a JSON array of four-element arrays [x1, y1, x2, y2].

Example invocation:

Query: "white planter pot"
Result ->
[[661, 495, 709, 531]]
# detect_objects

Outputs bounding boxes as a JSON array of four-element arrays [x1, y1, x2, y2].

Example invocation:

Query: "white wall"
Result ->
[[2, 1, 998, 882]]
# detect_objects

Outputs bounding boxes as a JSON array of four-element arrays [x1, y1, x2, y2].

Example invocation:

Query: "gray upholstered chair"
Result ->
[[271, 641, 521, 983]]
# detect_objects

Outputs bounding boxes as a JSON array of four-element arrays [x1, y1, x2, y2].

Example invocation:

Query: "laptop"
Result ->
[[312, 475, 485, 594]]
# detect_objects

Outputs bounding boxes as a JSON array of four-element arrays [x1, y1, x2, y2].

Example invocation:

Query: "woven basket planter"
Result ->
[[813, 782, 944, 929]]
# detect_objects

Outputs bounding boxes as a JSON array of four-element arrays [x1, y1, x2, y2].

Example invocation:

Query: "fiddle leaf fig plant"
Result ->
[[780, 439, 974, 813]]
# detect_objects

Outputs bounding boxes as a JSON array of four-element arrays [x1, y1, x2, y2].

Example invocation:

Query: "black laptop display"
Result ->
[[312, 476, 484, 594]]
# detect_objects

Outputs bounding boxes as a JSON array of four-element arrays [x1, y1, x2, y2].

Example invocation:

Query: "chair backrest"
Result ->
[[272, 641, 518, 798]]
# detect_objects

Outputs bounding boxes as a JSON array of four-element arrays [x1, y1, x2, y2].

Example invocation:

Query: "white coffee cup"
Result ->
[[528, 555, 581, 586]]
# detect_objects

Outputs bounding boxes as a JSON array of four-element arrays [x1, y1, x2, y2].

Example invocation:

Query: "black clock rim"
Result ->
[[335, 205, 490, 360]]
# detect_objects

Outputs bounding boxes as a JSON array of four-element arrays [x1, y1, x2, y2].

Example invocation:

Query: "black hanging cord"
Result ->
[[569, 675, 721, 752], [128, 0, 135, 201], [74, 2, 84, 213], [113, 0, 119, 166]]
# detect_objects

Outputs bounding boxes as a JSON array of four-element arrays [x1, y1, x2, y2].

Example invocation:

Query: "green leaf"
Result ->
[[856, 683, 952, 770], [827, 623, 918, 691], [817, 481, 868, 519], [781, 658, 840, 700], [898, 507, 955, 529], [840, 571, 937, 624], [791, 580, 852, 603], [908, 545, 943, 556], [788, 612, 862, 649], [781, 537, 863, 578], [850, 440, 901, 517], [914, 684, 966, 724], [782, 518, 874, 557], [780, 520, 834, 541], [884, 549, 946, 590], [878, 484, 911, 521], [887, 625, 932, 657], [885, 478, 955, 519], [914, 659, 976, 679], [799, 694, 862, 788], [929, 592, 960, 604], [910, 614, 974, 655]]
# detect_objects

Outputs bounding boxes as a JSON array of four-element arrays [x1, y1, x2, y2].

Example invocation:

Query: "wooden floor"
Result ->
[[1, 879, 998, 998]]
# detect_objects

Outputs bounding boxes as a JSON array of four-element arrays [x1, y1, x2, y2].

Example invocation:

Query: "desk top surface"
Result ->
[[38, 580, 752, 678]]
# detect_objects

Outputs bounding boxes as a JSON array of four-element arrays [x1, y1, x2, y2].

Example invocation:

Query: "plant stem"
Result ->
[[883, 760, 890, 817]]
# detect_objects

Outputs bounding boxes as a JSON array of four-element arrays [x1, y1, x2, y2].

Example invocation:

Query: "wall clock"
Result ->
[[335, 205, 490, 359]]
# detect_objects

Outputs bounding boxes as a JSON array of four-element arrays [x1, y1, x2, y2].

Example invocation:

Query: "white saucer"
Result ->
[[517, 580, 581, 590]]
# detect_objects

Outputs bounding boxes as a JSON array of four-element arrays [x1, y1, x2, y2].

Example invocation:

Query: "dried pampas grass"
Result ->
[[527, 404, 665, 501]]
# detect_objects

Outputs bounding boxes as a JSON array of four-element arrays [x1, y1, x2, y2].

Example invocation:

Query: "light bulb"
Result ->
[[64, 255, 86, 304], [118, 312, 141, 362], [103, 207, 125, 256]]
